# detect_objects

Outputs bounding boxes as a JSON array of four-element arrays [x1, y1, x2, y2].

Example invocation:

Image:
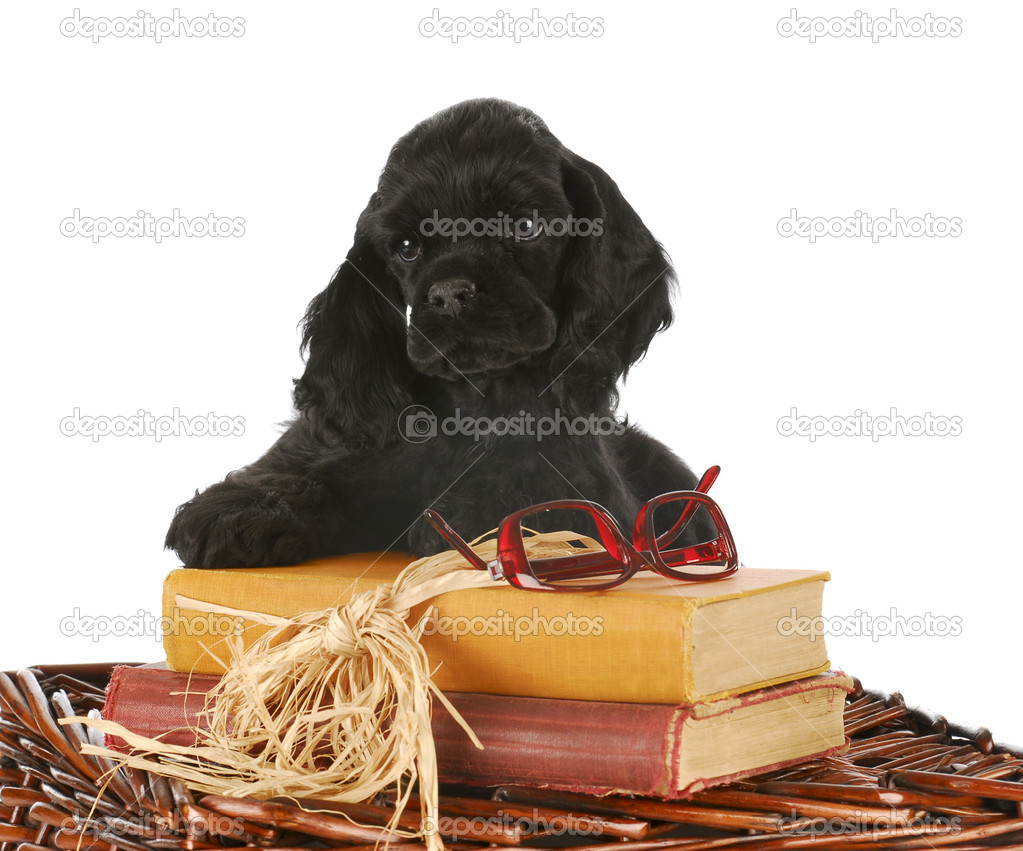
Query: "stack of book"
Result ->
[[104, 552, 851, 797]]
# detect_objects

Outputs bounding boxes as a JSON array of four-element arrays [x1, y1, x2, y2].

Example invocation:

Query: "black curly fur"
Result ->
[[166, 99, 709, 568]]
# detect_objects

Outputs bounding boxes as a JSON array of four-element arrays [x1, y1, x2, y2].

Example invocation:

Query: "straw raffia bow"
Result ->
[[66, 530, 604, 851]]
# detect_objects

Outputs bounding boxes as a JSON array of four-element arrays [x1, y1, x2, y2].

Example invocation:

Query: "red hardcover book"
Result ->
[[102, 665, 851, 797]]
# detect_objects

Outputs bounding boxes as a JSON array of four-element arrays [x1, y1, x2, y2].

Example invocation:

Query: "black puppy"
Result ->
[[166, 98, 707, 568]]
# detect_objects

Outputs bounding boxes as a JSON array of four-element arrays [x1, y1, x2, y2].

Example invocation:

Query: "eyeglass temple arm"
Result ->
[[526, 549, 628, 582], [423, 509, 489, 571], [654, 465, 721, 550]]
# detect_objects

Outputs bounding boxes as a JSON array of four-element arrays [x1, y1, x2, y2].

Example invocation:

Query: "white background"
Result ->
[[2, 2, 1020, 744]]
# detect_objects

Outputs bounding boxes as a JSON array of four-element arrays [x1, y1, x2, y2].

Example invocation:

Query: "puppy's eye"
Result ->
[[397, 236, 422, 262], [512, 215, 544, 241]]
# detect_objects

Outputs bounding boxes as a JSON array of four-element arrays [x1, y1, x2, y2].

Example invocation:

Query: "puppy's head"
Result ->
[[295, 99, 674, 445], [373, 101, 565, 378]]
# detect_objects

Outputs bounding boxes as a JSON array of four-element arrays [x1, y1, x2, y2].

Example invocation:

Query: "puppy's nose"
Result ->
[[427, 278, 477, 315]]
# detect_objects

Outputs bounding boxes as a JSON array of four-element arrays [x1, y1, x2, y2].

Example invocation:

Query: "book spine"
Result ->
[[103, 666, 679, 795], [162, 576, 701, 703], [103, 667, 216, 749], [161, 568, 827, 704], [437, 692, 678, 796]]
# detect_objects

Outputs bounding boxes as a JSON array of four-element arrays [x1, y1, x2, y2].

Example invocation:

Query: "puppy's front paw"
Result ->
[[165, 479, 323, 568]]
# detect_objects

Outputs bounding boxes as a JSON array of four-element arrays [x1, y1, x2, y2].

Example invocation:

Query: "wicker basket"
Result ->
[[2, 663, 1023, 850]]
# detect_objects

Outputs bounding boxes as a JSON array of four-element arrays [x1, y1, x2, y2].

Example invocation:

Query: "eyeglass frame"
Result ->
[[423, 465, 739, 592]]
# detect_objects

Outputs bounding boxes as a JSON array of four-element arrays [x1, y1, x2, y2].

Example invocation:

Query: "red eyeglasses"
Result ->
[[424, 466, 739, 592]]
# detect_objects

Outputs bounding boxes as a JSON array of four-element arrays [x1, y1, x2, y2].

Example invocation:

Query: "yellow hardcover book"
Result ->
[[162, 553, 830, 704]]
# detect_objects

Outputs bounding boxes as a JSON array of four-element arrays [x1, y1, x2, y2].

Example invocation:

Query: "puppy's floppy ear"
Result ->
[[551, 150, 675, 410], [293, 196, 414, 447]]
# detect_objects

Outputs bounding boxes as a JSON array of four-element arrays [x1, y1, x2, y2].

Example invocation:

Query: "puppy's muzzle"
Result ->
[[427, 278, 477, 317]]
